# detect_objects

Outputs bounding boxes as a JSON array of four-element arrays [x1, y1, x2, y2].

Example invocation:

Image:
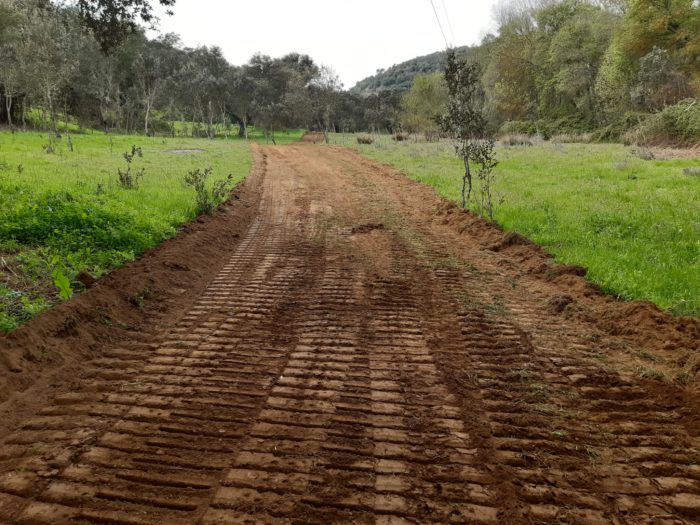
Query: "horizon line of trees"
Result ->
[[1, 0, 698, 143], [0, 0, 404, 140]]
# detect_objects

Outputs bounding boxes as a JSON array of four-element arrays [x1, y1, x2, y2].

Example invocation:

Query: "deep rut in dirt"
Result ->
[[0, 143, 698, 524]]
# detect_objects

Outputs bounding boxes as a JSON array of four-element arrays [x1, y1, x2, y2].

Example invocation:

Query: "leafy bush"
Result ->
[[184, 168, 234, 215], [625, 99, 700, 147]]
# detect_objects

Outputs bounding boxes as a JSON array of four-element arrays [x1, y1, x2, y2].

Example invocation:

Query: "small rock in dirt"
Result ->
[[76, 271, 97, 288]]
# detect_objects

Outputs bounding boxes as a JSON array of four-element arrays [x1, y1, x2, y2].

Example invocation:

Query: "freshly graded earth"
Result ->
[[0, 139, 698, 524]]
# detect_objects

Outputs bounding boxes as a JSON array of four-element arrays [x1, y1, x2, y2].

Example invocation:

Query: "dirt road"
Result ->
[[0, 143, 699, 524]]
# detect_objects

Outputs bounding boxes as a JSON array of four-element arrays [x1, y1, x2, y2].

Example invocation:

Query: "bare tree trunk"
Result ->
[[144, 101, 151, 135], [461, 155, 472, 209], [5, 95, 12, 127]]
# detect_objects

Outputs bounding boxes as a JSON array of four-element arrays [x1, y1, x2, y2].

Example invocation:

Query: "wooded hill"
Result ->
[[350, 47, 471, 95]]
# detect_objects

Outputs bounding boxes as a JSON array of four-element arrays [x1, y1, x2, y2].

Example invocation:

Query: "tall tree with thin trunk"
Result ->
[[439, 51, 497, 215]]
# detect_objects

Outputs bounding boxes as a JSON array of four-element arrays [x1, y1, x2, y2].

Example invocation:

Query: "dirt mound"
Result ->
[[600, 300, 699, 350], [0, 166, 262, 422]]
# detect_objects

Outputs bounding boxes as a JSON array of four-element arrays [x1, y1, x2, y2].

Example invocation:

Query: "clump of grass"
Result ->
[[637, 365, 665, 381], [674, 351, 700, 385], [357, 135, 374, 145], [636, 349, 665, 363], [682, 167, 700, 176], [393, 132, 409, 142]]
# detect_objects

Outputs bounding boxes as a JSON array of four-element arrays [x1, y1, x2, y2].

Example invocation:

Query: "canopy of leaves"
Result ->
[[75, 0, 176, 52]]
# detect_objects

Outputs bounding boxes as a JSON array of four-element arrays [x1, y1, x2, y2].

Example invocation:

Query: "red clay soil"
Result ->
[[0, 143, 698, 524]]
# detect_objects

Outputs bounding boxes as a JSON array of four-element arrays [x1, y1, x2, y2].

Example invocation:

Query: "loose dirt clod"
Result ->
[[0, 143, 697, 524]]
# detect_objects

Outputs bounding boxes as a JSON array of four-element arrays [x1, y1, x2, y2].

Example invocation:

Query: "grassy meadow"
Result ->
[[334, 135, 700, 316], [0, 130, 264, 331]]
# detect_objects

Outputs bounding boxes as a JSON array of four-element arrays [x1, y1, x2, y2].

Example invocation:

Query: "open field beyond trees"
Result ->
[[336, 135, 700, 316], [0, 130, 267, 331]]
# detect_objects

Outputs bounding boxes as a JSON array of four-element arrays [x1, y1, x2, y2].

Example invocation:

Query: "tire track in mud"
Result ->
[[0, 143, 698, 524]]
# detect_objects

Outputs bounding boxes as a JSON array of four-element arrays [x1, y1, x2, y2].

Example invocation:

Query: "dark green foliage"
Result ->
[[76, 0, 176, 53]]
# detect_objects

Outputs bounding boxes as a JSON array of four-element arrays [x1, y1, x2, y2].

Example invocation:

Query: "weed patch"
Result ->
[[0, 130, 252, 330]]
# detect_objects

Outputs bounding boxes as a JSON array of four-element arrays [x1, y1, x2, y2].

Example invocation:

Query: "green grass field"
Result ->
[[0, 130, 264, 331], [334, 135, 700, 316]]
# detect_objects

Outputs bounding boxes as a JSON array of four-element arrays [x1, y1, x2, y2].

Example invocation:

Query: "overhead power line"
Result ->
[[440, 0, 456, 45], [429, 0, 451, 50]]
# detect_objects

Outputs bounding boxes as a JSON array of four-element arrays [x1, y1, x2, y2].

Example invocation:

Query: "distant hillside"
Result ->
[[350, 46, 471, 95]]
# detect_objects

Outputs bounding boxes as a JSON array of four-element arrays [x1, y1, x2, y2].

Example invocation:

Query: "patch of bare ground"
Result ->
[[0, 143, 697, 523]]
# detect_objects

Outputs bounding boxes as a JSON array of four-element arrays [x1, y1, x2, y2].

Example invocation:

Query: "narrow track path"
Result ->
[[0, 143, 698, 524]]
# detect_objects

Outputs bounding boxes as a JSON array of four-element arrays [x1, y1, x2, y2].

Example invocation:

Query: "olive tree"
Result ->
[[438, 51, 498, 218]]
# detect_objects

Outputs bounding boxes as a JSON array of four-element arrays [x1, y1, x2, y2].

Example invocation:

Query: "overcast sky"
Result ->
[[151, 0, 500, 88]]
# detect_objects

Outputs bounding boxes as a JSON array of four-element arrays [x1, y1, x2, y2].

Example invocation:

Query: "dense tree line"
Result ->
[[2, 0, 697, 141], [397, 0, 699, 142], [0, 0, 404, 137]]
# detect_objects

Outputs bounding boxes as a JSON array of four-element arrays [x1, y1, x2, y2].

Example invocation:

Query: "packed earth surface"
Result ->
[[0, 137, 699, 524]]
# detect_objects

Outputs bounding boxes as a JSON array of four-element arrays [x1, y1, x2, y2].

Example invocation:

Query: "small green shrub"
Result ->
[[118, 145, 144, 189], [52, 267, 73, 300], [184, 168, 234, 215]]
